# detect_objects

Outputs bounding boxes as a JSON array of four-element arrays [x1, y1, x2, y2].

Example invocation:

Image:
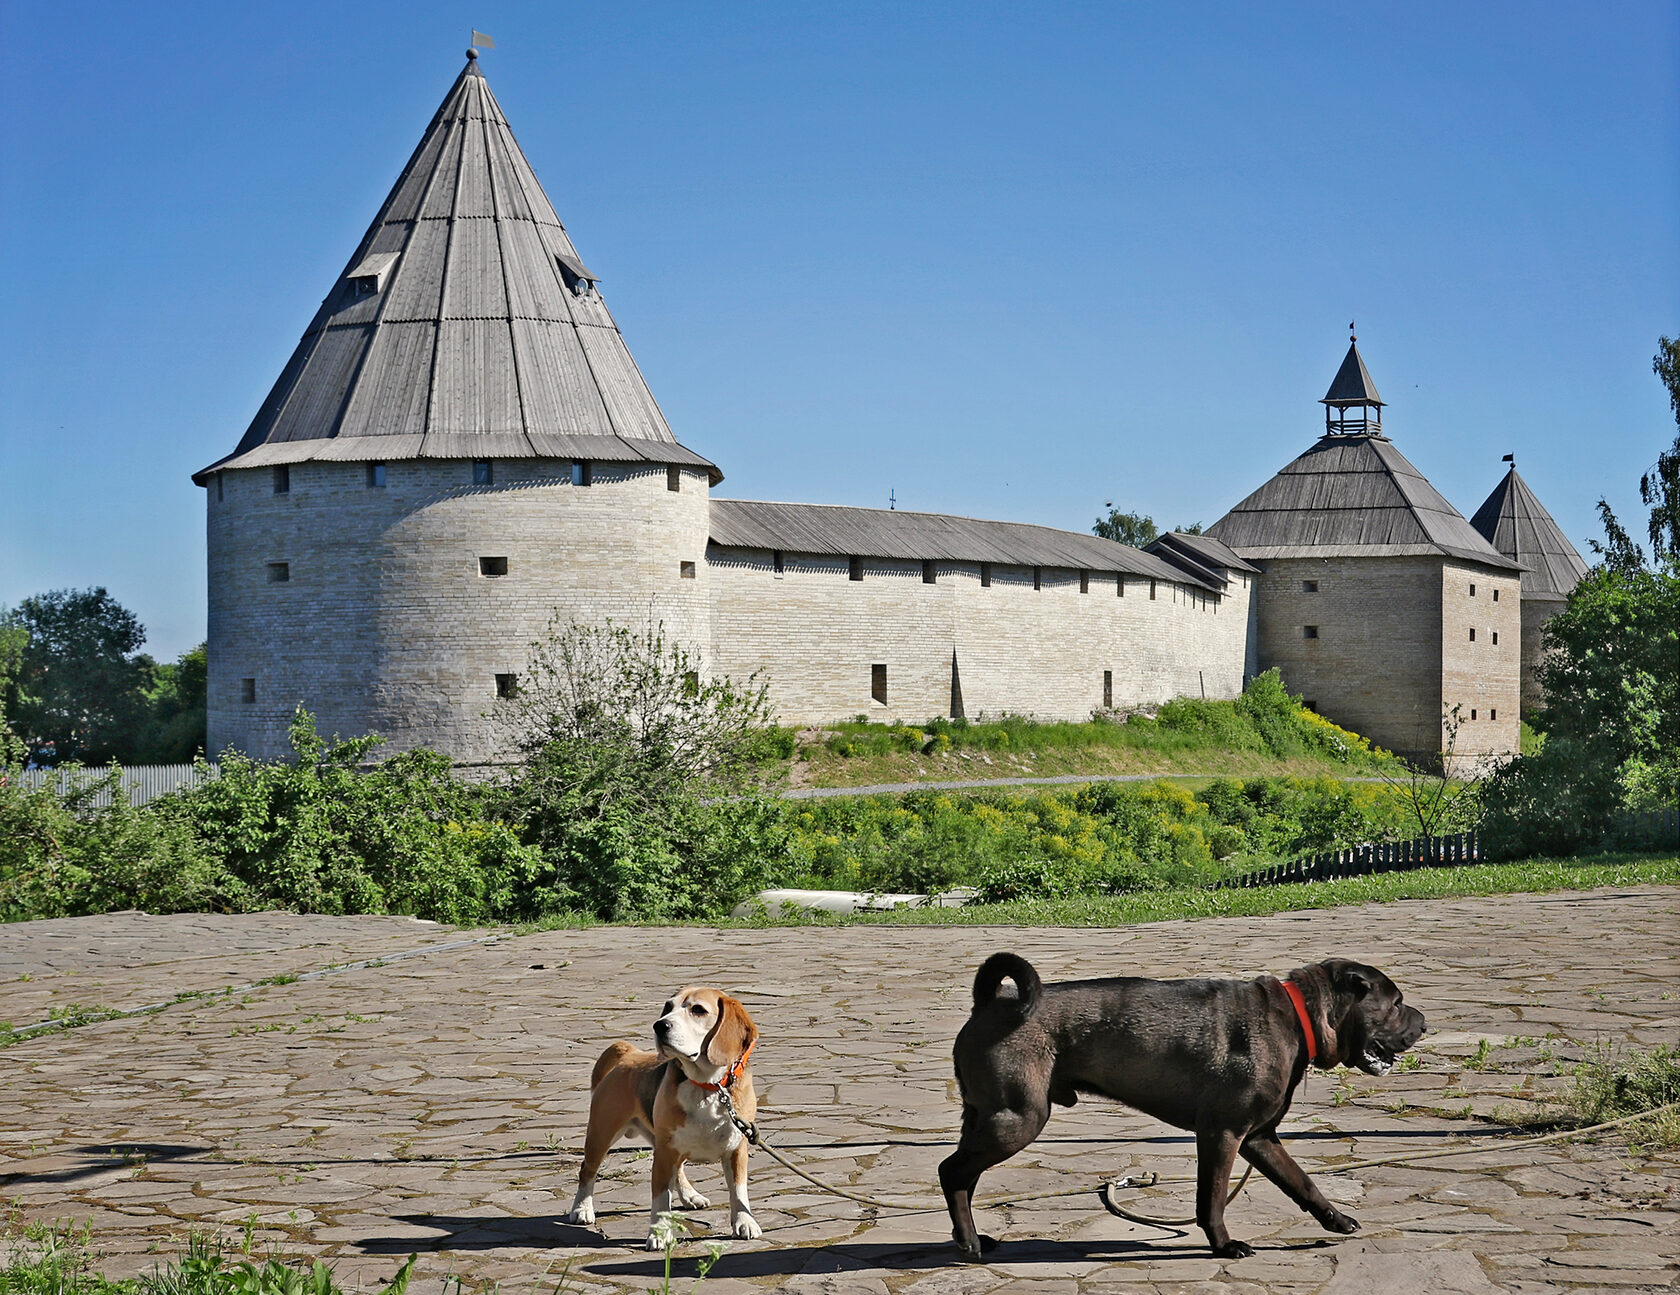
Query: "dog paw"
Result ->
[[644, 1233, 664, 1251], [1321, 1209, 1360, 1235], [565, 1204, 596, 1227], [731, 1214, 762, 1240], [1212, 1239, 1256, 1259], [677, 1190, 711, 1209]]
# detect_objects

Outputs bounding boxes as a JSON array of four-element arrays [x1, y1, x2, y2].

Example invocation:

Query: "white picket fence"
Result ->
[[11, 763, 220, 808]]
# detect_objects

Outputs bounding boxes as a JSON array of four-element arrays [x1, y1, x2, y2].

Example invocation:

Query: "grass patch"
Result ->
[[1568, 1043, 1680, 1149], [720, 852, 1680, 927], [0, 1228, 416, 1295], [796, 672, 1400, 789]]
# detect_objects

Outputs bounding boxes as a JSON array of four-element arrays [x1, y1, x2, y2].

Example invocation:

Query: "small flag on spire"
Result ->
[[1502, 453, 1514, 463], [471, 30, 495, 49]]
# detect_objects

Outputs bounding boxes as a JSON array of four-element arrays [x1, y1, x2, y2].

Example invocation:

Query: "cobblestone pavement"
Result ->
[[2, 888, 1676, 1294]]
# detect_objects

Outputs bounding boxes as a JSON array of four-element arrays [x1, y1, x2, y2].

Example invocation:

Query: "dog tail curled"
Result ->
[[972, 952, 1042, 1013]]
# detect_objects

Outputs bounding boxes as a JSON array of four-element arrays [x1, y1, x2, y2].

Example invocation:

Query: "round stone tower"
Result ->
[[194, 52, 718, 762]]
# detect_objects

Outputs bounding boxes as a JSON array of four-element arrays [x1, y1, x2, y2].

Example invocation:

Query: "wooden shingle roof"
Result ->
[[1206, 434, 1521, 570], [194, 53, 716, 485], [710, 500, 1218, 587], [1469, 466, 1590, 600]]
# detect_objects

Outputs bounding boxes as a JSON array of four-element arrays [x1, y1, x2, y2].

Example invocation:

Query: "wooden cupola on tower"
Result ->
[[1320, 327, 1385, 437]]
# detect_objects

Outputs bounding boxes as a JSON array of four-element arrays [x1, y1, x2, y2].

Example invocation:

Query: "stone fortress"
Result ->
[[194, 54, 1587, 769]]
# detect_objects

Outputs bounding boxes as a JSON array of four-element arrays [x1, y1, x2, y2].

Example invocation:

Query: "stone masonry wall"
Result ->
[[206, 458, 713, 763], [706, 551, 1250, 725], [1519, 595, 1566, 719], [1439, 558, 1523, 766], [1251, 555, 1446, 761]]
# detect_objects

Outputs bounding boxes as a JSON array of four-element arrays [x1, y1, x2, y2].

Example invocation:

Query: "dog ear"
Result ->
[[704, 994, 758, 1065], [1332, 964, 1375, 999]]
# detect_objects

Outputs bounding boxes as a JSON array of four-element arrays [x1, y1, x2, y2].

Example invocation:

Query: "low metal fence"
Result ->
[[10, 763, 220, 808], [1218, 807, 1678, 890]]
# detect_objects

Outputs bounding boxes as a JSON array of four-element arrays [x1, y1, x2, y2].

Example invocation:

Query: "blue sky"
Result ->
[[2, 2, 1676, 661]]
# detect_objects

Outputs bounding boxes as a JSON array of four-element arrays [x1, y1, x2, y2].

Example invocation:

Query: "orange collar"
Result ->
[[1281, 977, 1318, 1063], [684, 1037, 755, 1092]]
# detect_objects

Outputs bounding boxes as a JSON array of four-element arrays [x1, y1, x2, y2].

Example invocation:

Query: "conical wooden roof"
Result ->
[[1321, 340, 1384, 408], [195, 52, 716, 484], [1206, 434, 1520, 569], [1469, 466, 1589, 600]]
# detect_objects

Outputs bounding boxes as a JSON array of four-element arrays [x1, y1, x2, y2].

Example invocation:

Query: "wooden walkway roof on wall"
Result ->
[[709, 500, 1225, 588], [1469, 466, 1590, 600], [1206, 434, 1521, 570], [194, 53, 716, 485]]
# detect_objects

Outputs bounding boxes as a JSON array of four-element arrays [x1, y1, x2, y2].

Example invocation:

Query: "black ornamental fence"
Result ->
[[1217, 807, 1678, 891]]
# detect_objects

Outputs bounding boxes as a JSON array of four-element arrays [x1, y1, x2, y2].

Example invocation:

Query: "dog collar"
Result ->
[[684, 1037, 755, 1092], [1281, 977, 1319, 1063]]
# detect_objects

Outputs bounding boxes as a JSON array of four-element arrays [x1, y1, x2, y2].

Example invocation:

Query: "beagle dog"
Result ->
[[565, 986, 762, 1248]]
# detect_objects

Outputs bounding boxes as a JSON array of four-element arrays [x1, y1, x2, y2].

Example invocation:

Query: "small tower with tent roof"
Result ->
[[1206, 333, 1523, 770]]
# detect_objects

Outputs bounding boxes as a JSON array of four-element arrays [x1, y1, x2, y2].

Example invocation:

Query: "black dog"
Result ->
[[939, 953, 1425, 1258]]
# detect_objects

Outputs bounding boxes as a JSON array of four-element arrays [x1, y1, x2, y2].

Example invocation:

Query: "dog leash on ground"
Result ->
[[719, 1088, 1679, 1223]]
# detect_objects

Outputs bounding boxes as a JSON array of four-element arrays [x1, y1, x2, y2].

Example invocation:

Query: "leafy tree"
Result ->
[[3, 588, 154, 765], [1093, 508, 1159, 547], [1482, 338, 1680, 856], [1177, 521, 1206, 535], [1642, 336, 1680, 561], [498, 620, 791, 919], [0, 622, 26, 767], [135, 642, 208, 763]]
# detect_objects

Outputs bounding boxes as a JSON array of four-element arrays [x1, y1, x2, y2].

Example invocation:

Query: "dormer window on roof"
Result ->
[[556, 252, 597, 297], [345, 252, 398, 299]]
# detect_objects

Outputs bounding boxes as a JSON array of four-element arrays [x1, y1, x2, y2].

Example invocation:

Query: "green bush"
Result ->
[[168, 712, 543, 924], [779, 775, 1419, 898], [0, 765, 220, 922], [813, 671, 1388, 768]]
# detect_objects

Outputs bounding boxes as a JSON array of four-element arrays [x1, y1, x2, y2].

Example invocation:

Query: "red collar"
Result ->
[[1281, 977, 1319, 1063], [684, 1037, 755, 1092]]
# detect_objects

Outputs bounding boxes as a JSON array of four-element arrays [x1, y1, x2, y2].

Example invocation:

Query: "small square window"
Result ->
[[479, 556, 508, 577], [495, 673, 518, 699], [680, 560, 696, 579], [473, 460, 493, 486], [266, 561, 290, 583], [1490, 708, 1497, 721], [1471, 708, 1478, 720], [1303, 625, 1319, 639], [683, 670, 699, 697], [667, 465, 681, 492], [1493, 588, 1500, 602], [571, 460, 592, 487], [980, 563, 992, 588], [1492, 631, 1499, 645], [1302, 580, 1319, 593], [367, 462, 387, 488], [923, 560, 937, 584], [849, 556, 863, 581], [871, 663, 887, 704], [1102, 669, 1113, 709], [1305, 699, 1318, 712], [1149, 580, 1157, 600], [273, 465, 290, 494], [240, 678, 256, 704], [1033, 567, 1043, 591], [1116, 575, 1124, 597], [772, 550, 784, 575], [1469, 583, 1477, 597], [1079, 570, 1089, 594], [1469, 627, 1476, 641]]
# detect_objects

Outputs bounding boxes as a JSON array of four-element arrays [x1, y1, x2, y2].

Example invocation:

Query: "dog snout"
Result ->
[[653, 1017, 672, 1038]]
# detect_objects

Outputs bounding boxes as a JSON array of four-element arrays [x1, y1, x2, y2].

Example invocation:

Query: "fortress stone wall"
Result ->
[[707, 551, 1251, 726], [1247, 553, 1520, 765], [208, 459, 713, 762]]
